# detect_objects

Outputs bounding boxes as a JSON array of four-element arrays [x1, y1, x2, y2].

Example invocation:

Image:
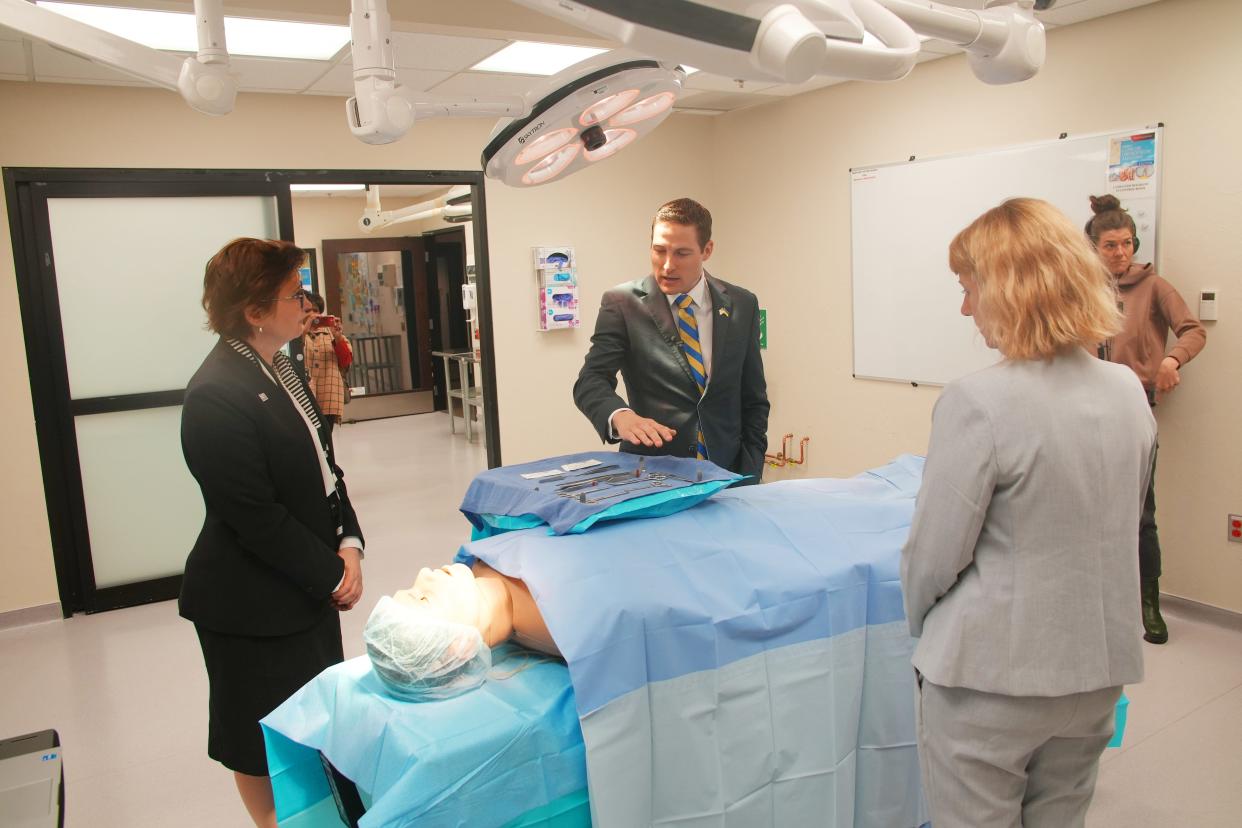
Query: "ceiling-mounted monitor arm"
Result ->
[[875, 0, 1045, 84], [358, 185, 473, 233], [345, 0, 530, 144], [0, 0, 236, 114], [509, 0, 1044, 85]]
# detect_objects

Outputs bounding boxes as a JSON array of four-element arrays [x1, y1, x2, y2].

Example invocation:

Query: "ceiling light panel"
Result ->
[[218, 17, 350, 60], [36, 2, 194, 51], [471, 41, 609, 76], [35, 2, 349, 60]]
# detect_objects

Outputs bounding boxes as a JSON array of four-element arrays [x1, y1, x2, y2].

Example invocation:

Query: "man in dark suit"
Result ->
[[574, 198, 770, 482]]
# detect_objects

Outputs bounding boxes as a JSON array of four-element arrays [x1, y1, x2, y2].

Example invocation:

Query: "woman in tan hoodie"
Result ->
[[1086, 194, 1206, 644]]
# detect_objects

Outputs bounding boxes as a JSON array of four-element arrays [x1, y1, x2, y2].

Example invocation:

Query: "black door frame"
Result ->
[[4, 167, 501, 615], [423, 227, 470, 412]]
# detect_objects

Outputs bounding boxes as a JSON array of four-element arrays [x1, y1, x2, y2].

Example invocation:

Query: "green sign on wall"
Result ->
[[758, 309, 767, 350]]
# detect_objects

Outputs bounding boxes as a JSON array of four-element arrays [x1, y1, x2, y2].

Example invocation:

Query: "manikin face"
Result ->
[[958, 272, 996, 349], [650, 221, 714, 296], [1095, 228, 1135, 278], [394, 563, 481, 630], [252, 272, 312, 343]]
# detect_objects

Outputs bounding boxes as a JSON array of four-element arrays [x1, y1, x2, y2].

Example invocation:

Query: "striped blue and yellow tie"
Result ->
[[675, 293, 709, 460]]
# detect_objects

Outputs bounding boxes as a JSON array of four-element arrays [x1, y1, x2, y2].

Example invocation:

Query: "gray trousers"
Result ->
[[916, 679, 1120, 828]]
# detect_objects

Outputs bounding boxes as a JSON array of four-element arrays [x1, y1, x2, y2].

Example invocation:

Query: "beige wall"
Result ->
[[4, 0, 1239, 616], [709, 0, 1241, 611]]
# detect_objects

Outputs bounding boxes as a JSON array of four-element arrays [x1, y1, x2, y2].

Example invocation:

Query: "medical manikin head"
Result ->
[[363, 564, 492, 701]]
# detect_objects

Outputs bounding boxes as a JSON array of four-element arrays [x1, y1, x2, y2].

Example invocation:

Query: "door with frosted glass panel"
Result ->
[[14, 179, 289, 612]]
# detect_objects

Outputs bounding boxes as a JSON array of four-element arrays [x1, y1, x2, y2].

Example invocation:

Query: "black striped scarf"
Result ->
[[227, 337, 326, 447]]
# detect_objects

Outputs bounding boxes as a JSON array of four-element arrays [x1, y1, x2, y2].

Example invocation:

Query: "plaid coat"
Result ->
[[303, 329, 351, 419]]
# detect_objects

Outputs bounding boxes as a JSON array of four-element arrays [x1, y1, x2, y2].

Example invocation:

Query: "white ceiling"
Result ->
[[0, 0, 1165, 116]]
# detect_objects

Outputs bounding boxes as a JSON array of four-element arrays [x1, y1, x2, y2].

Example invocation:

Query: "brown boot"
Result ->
[[1142, 578, 1168, 644]]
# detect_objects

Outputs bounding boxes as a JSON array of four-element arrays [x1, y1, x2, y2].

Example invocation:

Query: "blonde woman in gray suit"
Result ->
[[901, 198, 1156, 828]]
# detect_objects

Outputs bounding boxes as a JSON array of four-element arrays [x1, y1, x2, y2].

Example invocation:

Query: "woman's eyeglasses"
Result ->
[[261, 288, 309, 305]]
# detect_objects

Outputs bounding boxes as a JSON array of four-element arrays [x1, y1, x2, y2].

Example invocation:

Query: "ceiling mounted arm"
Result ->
[[358, 185, 473, 233], [345, 0, 529, 144], [0, 0, 236, 114], [178, 0, 236, 112], [509, 0, 1043, 84], [875, 0, 1045, 84]]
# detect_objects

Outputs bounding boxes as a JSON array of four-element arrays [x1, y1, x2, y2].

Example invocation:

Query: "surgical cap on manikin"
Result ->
[[363, 596, 492, 701]]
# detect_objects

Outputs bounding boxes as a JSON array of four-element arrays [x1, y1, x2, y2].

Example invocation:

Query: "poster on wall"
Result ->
[[339, 252, 378, 335], [1107, 131, 1157, 197], [1106, 130, 1159, 253], [298, 248, 319, 293]]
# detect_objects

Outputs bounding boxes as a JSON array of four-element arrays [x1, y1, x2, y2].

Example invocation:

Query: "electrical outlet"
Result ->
[[1229, 514, 1242, 543]]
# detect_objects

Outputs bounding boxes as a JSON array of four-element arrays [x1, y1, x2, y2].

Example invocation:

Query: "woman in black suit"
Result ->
[[180, 238, 364, 827]]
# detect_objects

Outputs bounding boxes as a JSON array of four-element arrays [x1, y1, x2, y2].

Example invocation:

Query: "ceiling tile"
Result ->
[[387, 30, 509, 72], [307, 62, 454, 96], [31, 41, 145, 84], [684, 71, 778, 94], [667, 90, 772, 112], [0, 38, 28, 77], [1036, 0, 1163, 26], [759, 74, 847, 97], [427, 71, 541, 98], [229, 56, 335, 93]]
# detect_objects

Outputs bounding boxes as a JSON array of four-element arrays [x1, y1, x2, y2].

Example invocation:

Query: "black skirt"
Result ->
[[195, 609, 343, 776]]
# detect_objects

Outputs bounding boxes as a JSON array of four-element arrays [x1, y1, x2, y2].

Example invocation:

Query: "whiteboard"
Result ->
[[850, 126, 1162, 386]]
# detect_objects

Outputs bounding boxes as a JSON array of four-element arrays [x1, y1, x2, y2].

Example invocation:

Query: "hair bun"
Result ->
[[1089, 194, 1123, 214]]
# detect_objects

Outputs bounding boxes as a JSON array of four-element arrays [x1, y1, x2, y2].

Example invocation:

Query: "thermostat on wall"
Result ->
[[1199, 289, 1218, 321]]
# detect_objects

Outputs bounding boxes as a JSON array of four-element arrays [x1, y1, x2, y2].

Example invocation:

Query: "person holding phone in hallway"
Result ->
[[302, 290, 353, 439]]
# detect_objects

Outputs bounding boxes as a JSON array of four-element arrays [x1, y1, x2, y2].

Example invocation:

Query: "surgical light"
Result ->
[[610, 92, 677, 127], [481, 54, 685, 188]]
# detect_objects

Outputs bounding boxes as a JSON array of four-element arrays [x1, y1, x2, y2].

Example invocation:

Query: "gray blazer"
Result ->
[[901, 348, 1156, 696], [573, 273, 769, 480]]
